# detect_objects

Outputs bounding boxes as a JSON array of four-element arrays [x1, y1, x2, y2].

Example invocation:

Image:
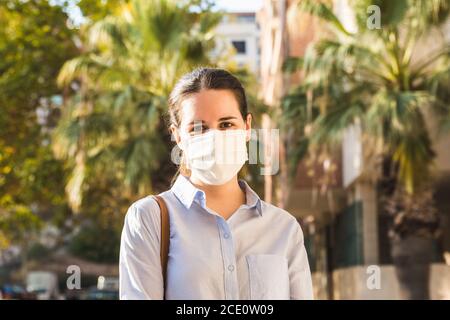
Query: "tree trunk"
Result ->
[[391, 235, 433, 300]]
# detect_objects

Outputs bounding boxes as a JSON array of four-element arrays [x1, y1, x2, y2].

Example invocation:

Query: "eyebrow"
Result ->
[[187, 116, 238, 126], [218, 116, 238, 121]]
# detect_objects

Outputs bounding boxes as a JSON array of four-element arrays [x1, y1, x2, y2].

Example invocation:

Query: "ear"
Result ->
[[170, 124, 183, 149], [245, 113, 252, 142]]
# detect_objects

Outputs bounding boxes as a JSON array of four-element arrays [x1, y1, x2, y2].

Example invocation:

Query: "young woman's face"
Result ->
[[172, 89, 252, 143]]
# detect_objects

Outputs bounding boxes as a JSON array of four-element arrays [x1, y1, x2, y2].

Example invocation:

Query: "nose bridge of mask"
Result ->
[[182, 130, 215, 169], [182, 130, 248, 169], [183, 131, 214, 156], [215, 129, 248, 165]]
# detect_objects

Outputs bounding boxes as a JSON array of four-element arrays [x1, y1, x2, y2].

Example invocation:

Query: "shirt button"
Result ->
[[228, 265, 235, 272], [224, 233, 230, 239]]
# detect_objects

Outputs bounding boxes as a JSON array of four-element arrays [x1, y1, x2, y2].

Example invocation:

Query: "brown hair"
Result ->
[[168, 67, 248, 127], [168, 67, 249, 180]]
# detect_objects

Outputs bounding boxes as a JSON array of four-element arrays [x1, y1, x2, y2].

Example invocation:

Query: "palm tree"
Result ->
[[54, 0, 221, 212], [283, 0, 449, 299]]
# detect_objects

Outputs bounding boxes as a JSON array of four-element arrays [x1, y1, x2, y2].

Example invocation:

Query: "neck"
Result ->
[[189, 175, 244, 201]]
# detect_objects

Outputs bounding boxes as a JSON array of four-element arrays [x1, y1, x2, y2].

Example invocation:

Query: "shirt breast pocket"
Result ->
[[246, 254, 290, 300]]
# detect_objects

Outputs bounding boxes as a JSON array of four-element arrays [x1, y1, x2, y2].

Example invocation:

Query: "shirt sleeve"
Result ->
[[119, 199, 164, 300], [288, 221, 314, 300]]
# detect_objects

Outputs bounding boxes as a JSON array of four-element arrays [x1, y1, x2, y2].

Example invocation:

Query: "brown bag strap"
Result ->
[[152, 195, 170, 290]]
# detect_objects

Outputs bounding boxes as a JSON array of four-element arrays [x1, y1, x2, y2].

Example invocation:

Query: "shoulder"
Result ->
[[123, 196, 161, 235], [132, 194, 161, 211], [260, 200, 305, 239], [260, 200, 298, 224]]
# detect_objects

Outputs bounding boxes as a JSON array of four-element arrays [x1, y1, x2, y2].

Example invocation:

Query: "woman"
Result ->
[[119, 67, 313, 300]]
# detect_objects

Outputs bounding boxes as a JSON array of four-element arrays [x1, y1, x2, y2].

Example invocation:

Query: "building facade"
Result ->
[[258, 0, 450, 299], [213, 12, 261, 75]]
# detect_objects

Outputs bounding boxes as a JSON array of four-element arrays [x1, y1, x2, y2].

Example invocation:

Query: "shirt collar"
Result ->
[[238, 179, 263, 216], [171, 174, 205, 210], [171, 174, 263, 216]]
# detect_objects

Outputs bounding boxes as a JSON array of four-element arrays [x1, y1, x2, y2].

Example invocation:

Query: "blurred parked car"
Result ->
[[64, 289, 84, 300], [0, 284, 37, 300], [26, 271, 60, 300], [97, 276, 119, 291], [82, 276, 119, 300], [84, 287, 119, 300]]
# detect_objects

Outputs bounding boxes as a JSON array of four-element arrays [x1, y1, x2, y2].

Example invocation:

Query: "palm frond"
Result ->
[[299, 0, 352, 36], [282, 56, 304, 73], [283, 0, 449, 195], [54, 0, 222, 209]]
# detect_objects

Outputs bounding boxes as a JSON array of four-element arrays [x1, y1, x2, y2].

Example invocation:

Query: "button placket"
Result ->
[[216, 217, 239, 300]]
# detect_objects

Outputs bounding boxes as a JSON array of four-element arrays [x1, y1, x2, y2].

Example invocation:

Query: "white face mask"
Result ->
[[180, 129, 248, 185]]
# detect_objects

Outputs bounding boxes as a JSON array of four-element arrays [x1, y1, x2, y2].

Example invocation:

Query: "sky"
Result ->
[[214, 0, 263, 12], [64, 0, 264, 26]]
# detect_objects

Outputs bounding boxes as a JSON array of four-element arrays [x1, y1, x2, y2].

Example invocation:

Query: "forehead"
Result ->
[[179, 89, 241, 123]]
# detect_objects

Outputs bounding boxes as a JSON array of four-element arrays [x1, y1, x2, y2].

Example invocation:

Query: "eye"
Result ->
[[219, 121, 234, 129]]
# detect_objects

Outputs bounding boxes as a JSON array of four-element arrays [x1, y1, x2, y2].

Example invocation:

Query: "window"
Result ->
[[232, 41, 246, 54], [236, 15, 255, 23]]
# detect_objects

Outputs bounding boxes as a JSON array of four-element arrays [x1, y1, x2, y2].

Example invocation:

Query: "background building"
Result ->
[[213, 12, 261, 75], [258, 0, 450, 299]]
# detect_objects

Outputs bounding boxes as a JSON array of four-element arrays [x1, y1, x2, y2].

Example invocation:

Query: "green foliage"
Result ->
[[27, 242, 52, 261], [77, 0, 126, 22], [0, 0, 77, 133], [0, 0, 76, 248], [283, 0, 450, 194], [0, 196, 43, 248], [54, 0, 223, 210], [68, 221, 121, 263], [299, 0, 352, 35], [0, 0, 266, 263], [0, 0, 76, 202]]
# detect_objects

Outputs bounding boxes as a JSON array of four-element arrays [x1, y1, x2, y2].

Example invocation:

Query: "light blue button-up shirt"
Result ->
[[119, 174, 313, 300]]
